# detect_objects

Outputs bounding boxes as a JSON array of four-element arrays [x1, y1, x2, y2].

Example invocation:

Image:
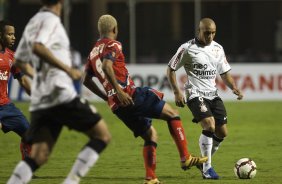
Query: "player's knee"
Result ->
[[150, 127, 158, 142], [30, 143, 51, 166], [222, 131, 228, 138], [99, 132, 111, 145], [217, 130, 228, 138], [207, 125, 216, 132], [161, 104, 180, 120], [201, 117, 216, 132], [142, 126, 158, 143], [87, 119, 111, 144]]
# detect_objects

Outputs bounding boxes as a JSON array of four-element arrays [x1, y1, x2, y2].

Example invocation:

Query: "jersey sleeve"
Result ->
[[217, 48, 231, 74], [168, 43, 187, 71], [101, 41, 120, 62]]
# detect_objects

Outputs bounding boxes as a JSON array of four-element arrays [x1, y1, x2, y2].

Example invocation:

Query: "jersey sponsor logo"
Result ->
[[193, 63, 216, 79], [0, 70, 8, 80]]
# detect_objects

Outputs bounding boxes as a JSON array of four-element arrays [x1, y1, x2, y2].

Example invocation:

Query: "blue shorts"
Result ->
[[113, 87, 165, 137], [0, 103, 30, 136]]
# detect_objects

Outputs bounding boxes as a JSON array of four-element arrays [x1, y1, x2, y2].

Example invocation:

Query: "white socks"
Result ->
[[199, 134, 213, 172], [7, 161, 33, 184], [63, 146, 99, 184]]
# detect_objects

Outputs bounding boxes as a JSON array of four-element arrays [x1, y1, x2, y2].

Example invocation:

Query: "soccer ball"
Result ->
[[234, 158, 257, 179]]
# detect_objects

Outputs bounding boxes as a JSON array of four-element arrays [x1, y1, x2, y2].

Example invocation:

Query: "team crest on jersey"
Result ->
[[212, 48, 220, 58]]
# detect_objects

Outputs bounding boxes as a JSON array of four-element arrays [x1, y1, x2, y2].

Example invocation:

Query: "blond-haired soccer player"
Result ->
[[83, 14, 207, 184], [167, 18, 243, 179], [6, 1, 111, 184]]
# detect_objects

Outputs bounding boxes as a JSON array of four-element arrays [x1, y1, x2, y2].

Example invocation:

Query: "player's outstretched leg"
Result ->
[[166, 116, 208, 170]]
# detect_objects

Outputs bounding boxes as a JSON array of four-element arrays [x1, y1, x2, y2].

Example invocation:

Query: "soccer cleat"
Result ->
[[181, 156, 207, 170], [202, 167, 220, 179], [181, 155, 208, 170], [143, 178, 161, 184]]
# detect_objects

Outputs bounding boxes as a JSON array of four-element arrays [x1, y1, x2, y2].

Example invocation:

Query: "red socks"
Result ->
[[143, 143, 157, 180], [20, 140, 31, 160], [167, 117, 190, 161]]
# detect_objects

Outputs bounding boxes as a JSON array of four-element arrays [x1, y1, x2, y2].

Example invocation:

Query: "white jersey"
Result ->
[[15, 9, 77, 111], [168, 38, 231, 100]]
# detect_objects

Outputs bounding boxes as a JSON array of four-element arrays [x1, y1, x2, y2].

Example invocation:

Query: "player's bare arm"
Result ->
[[32, 42, 81, 80], [14, 61, 32, 95], [167, 67, 185, 107], [17, 75, 31, 96], [220, 72, 243, 100], [102, 59, 134, 106], [82, 72, 108, 101], [15, 61, 34, 78]]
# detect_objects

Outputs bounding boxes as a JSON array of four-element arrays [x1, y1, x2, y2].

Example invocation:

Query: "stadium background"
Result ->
[[1, 0, 282, 102], [1, 0, 282, 184]]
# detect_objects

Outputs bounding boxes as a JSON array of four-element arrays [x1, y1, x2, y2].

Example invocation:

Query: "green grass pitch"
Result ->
[[1, 101, 282, 184]]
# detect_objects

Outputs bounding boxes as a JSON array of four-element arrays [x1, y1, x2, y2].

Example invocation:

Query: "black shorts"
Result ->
[[25, 97, 102, 145], [187, 97, 227, 125]]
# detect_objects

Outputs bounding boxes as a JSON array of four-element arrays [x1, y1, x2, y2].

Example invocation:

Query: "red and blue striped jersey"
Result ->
[[85, 38, 136, 110]]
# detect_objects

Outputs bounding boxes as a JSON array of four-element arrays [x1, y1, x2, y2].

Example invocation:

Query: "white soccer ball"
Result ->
[[234, 158, 257, 179]]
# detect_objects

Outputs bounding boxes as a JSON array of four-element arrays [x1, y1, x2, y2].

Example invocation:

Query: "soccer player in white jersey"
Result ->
[[167, 18, 243, 179], [6, 0, 111, 184]]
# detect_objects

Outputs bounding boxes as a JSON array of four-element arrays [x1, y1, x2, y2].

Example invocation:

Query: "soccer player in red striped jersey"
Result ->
[[0, 20, 31, 160], [83, 14, 208, 184]]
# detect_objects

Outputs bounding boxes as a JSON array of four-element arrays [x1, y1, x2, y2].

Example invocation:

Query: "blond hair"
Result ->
[[98, 15, 117, 35]]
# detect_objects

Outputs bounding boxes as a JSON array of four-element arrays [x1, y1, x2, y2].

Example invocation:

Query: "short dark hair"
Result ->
[[0, 20, 14, 34], [41, 0, 60, 5]]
